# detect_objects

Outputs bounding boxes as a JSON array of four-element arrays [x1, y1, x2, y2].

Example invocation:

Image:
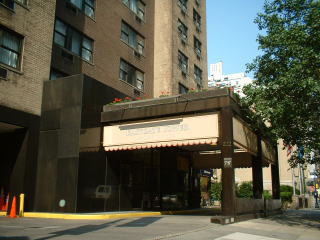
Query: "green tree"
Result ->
[[243, 0, 320, 166]]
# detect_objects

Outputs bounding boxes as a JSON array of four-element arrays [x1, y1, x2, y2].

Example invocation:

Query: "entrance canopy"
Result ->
[[103, 114, 219, 151], [101, 88, 277, 165]]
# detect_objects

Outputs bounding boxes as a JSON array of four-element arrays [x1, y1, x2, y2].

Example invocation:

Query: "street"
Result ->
[[0, 209, 319, 240]]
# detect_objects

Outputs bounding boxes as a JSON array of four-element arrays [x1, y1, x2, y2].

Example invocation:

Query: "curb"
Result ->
[[3, 208, 220, 220], [24, 211, 162, 220]]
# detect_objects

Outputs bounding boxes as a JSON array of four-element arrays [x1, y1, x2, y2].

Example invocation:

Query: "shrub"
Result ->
[[210, 182, 222, 201], [236, 181, 253, 198], [280, 185, 300, 195], [280, 185, 293, 193], [280, 191, 293, 203], [263, 190, 272, 199]]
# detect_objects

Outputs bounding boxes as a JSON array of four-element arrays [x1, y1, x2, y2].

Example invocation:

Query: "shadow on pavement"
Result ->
[[267, 209, 320, 229], [117, 217, 161, 227], [0, 237, 30, 240], [34, 219, 123, 240]]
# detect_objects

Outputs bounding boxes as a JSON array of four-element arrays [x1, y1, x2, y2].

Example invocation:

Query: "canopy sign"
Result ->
[[103, 114, 219, 151]]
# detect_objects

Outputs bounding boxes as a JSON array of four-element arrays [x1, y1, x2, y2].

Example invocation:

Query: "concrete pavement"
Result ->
[[0, 209, 319, 240]]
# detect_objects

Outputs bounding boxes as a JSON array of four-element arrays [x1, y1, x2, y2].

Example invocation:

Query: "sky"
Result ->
[[206, 0, 266, 78]]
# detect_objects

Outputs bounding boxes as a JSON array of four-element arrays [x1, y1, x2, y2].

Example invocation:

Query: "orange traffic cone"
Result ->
[[8, 196, 17, 218]]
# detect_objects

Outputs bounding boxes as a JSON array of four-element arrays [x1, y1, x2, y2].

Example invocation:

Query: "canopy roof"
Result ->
[[99, 88, 277, 166]]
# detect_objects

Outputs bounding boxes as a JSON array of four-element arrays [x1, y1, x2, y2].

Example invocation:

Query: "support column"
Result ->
[[221, 107, 236, 216], [252, 135, 263, 199], [271, 151, 280, 199]]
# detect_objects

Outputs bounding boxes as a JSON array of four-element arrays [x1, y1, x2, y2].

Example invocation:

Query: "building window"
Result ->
[[195, 0, 200, 7], [194, 65, 202, 85], [179, 83, 188, 94], [178, 19, 188, 44], [194, 36, 201, 57], [0, 0, 14, 10], [178, 50, 188, 74], [119, 59, 144, 91], [178, 0, 188, 14], [193, 9, 201, 31], [122, 0, 146, 21], [121, 21, 145, 54], [50, 68, 68, 80], [0, 26, 22, 69], [15, 0, 27, 5], [67, 0, 95, 18], [54, 19, 93, 62]]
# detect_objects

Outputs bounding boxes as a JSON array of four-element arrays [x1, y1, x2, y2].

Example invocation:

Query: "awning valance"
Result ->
[[262, 140, 276, 164], [103, 113, 219, 151], [233, 117, 258, 155]]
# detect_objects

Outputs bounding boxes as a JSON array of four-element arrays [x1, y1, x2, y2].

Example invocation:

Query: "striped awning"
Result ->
[[105, 138, 218, 151], [103, 114, 219, 152]]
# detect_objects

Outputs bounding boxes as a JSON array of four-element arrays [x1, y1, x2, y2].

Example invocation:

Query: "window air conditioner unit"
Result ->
[[181, 64, 187, 75], [136, 11, 144, 21], [195, 0, 200, 7], [195, 48, 201, 58], [134, 50, 141, 58], [137, 45, 143, 55], [181, 34, 187, 44], [181, 5, 187, 15], [195, 22, 201, 32]]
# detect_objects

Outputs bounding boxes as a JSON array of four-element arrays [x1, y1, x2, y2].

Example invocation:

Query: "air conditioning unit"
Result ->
[[181, 64, 187, 75], [195, 22, 201, 32], [137, 45, 143, 55], [195, 0, 200, 7], [181, 34, 187, 44], [195, 75, 201, 83], [134, 50, 141, 58], [195, 48, 201, 58], [180, 5, 187, 15], [136, 11, 144, 22], [0, 67, 8, 80]]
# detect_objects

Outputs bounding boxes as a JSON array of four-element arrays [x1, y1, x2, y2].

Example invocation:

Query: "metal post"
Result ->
[[19, 193, 25, 217], [291, 168, 296, 195], [298, 164, 303, 195]]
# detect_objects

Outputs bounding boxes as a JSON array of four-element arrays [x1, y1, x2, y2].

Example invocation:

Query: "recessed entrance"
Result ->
[[0, 122, 26, 198]]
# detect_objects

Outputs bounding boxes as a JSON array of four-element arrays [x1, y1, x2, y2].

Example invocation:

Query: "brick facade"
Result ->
[[154, 0, 208, 97], [52, 0, 155, 99], [0, 0, 56, 116]]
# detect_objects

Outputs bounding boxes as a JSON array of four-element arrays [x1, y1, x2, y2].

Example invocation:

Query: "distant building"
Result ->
[[208, 62, 253, 96], [154, 0, 208, 96]]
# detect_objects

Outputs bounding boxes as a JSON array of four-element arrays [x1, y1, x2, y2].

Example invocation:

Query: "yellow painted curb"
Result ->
[[24, 211, 163, 220], [22, 208, 220, 220], [0, 212, 7, 217]]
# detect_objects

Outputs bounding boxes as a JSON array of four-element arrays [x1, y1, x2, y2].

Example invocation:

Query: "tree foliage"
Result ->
[[243, 0, 320, 166]]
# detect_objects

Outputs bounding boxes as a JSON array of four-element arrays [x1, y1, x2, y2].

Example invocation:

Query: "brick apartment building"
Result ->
[[0, 0, 56, 211], [154, 0, 207, 96], [0, 0, 208, 212]]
